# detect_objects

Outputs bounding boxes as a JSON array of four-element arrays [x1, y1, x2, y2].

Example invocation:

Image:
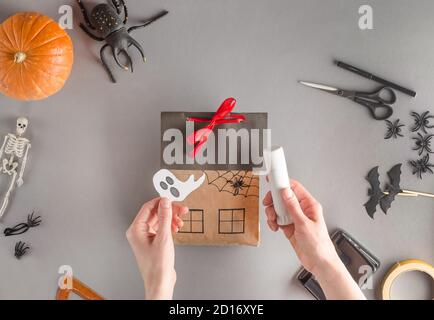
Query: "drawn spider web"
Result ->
[[204, 170, 259, 198]]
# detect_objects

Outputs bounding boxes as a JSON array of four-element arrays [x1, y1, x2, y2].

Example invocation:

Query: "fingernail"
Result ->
[[160, 198, 171, 209], [281, 188, 293, 200]]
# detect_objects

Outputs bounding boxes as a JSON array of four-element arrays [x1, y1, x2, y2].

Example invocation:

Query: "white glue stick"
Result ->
[[266, 146, 292, 225]]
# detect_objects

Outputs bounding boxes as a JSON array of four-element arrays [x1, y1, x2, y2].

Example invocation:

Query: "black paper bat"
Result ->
[[364, 164, 403, 218], [364, 166, 383, 219], [380, 164, 402, 214]]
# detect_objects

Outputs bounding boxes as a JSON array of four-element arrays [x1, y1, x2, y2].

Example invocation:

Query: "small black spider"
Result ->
[[409, 154, 434, 179], [4, 211, 42, 236], [384, 119, 404, 139], [14, 241, 30, 259], [412, 133, 434, 155], [410, 111, 434, 134], [230, 177, 247, 196]]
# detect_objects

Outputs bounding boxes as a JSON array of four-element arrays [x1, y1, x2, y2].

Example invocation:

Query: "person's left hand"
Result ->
[[126, 197, 188, 300]]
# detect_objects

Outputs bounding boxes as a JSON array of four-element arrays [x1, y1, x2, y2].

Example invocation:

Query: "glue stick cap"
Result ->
[[270, 146, 286, 171], [268, 146, 290, 189], [264, 146, 283, 171], [266, 146, 291, 225]]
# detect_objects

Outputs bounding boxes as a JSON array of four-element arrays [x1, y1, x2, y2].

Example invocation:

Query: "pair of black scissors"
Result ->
[[299, 81, 396, 120]]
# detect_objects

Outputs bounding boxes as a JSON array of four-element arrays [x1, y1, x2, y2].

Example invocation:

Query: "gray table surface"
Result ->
[[0, 0, 432, 300]]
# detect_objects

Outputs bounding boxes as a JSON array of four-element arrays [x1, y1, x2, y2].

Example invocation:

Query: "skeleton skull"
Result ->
[[16, 118, 28, 136]]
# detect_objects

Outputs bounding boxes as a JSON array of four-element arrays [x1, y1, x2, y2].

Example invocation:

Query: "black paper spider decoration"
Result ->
[[410, 111, 434, 133], [77, 0, 168, 83], [384, 119, 404, 139], [412, 133, 434, 155], [4, 211, 41, 236], [14, 241, 30, 259], [230, 177, 247, 196], [409, 154, 434, 179], [205, 171, 259, 198]]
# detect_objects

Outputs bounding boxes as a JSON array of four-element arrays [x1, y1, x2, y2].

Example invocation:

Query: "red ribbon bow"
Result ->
[[186, 98, 245, 157]]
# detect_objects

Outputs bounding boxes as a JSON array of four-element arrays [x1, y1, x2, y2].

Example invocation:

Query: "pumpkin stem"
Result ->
[[14, 52, 27, 64]]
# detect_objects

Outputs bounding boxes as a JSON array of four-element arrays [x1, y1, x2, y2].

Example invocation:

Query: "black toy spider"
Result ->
[[77, 0, 168, 83], [4, 211, 42, 236], [14, 241, 30, 259], [384, 119, 404, 139], [412, 132, 434, 155], [230, 177, 247, 196], [410, 111, 434, 133], [409, 154, 434, 179]]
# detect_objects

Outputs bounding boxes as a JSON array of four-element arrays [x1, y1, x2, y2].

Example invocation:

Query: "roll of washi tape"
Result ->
[[380, 259, 434, 300]]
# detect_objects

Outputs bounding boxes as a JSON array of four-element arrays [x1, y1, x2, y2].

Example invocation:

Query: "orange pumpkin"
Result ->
[[0, 12, 74, 101]]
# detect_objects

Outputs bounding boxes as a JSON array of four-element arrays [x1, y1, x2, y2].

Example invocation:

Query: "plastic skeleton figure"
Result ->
[[0, 118, 31, 219]]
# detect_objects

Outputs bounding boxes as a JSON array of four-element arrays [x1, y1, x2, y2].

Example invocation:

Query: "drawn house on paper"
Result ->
[[160, 112, 267, 246]]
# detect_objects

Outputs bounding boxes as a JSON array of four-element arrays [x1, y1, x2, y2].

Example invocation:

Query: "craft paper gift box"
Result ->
[[160, 110, 268, 246]]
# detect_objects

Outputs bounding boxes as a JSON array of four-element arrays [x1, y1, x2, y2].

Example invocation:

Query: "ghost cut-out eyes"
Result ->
[[153, 169, 205, 201]]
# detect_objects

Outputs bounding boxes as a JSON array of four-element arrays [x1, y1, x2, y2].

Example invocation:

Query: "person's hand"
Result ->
[[263, 179, 365, 300], [263, 180, 339, 275], [126, 197, 188, 300]]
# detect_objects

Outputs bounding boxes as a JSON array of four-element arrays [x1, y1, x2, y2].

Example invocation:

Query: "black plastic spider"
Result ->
[[410, 111, 434, 133], [14, 241, 30, 259], [412, 133, 434, 155], [77, 0, 168, 83], [409, 154, 434, 179], [384, 119, 404, 139], [4, 211, 42, 236], [230, 177, 247, 196]]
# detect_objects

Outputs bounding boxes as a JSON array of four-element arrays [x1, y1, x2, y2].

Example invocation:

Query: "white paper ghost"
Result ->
[[153, 169, 205, 201]]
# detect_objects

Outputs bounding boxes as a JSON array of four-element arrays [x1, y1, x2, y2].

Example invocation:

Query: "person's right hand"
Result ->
[[263, 180, 339, 275], [262, 179, 365, 300]]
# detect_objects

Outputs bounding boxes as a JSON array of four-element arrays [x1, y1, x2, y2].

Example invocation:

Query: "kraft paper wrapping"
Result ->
[[161, 112, 267, 246], [172, 170, 260, 246]]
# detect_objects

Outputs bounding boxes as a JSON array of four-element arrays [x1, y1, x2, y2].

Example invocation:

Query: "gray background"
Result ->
[[0, 0, 432, 300]]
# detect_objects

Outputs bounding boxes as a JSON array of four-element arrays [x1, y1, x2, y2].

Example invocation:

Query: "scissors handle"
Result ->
[[355, 87, 397, 105], [354, 97, 394, 120]]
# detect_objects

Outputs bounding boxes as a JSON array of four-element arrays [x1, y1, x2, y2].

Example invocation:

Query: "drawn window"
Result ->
[[179, 209, 204, 234], [218, 209, 245, 234]]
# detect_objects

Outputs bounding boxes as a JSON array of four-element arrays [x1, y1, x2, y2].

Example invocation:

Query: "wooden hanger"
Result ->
[[56, 277, 104, 300]]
